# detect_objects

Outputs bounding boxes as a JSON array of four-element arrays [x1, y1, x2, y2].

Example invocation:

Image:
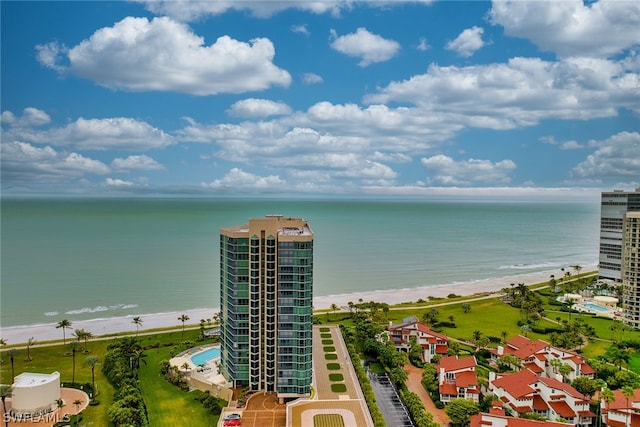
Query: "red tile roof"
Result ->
[[532, 395, 548, 411], [548, 400, 576, 418], [491, 369, 538, 399], [438, 355, 477, 372], [456, 370, 478, 388], [471, 413, 569, 427]]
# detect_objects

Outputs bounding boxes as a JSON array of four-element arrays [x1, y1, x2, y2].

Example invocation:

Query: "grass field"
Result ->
[[0, 328, 221, 426]]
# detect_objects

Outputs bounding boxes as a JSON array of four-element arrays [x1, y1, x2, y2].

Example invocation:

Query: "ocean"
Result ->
[[0, 197, 600, 328]]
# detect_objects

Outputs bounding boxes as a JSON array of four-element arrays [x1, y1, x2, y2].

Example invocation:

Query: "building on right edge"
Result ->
[[598, 189, 640, 283], [622, 211, 640, 328]]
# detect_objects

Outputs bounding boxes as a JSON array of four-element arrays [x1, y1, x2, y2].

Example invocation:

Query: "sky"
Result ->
[[1, 0, 639, 199]]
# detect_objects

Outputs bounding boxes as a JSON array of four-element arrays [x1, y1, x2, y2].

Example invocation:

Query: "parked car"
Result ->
[[224, 413, 241, 421], [223, 419, 241, 426]]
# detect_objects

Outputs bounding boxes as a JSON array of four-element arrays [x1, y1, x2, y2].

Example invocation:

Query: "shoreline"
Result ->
[[0, 266, 596, 345]]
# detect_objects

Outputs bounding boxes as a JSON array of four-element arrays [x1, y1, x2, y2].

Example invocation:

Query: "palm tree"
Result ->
[[72, 399, 83, 426], [1, 385, 12, 427], [83, 356, 100, 398], [622, 386, 634, 427], [7, 349, 17, 383], [69, 341, 79, 384], [329, 303, 339, 320], [132, 316, 143, 337], [56, 319, 72, 345], [178, 314, 190, 340], [26, 337, 36, 361], [601, 387, 615, 426]]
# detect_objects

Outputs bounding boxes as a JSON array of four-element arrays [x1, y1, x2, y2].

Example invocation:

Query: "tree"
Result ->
[[0, 385, 12, 427], [72, 399, 83, 426], [56, 319, 72, 345], [558, 363, 572, 382], [601, 387, 615, 424], [7, 349, 17, 383], [178, 314, 190, 341], [445, 398, 480, 426], [83, 356, 100, 397], [26, 337, 36, 361], [472, 330, 482, 344], [462, 303, 471, 313], [423, 308, 439, 326], [132, 316, 143, 337], [622, 386, 635, 427], [330, 303, 339, 320], [70, 341, 79, 384], [500, 331, 508, 343], [389, 367, 408, 387], [572, 376, 599, 401]]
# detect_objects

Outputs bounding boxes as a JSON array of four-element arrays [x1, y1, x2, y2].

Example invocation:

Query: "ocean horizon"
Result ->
[[1, 197, 600, 328]]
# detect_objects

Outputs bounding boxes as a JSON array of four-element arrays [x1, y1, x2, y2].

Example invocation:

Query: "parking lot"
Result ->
[[369, 372, 415, 427]]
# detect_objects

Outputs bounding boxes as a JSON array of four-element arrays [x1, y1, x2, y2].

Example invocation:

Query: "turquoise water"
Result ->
[[0, 197, 599, 327], [582, 303, 609, 312], [191, 346, 221, 366]]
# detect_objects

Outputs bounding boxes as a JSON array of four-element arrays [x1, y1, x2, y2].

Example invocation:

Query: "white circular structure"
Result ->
[[11, 371, 60, 417], [563, 293, 583, 302], [594, 295, 618, 306]]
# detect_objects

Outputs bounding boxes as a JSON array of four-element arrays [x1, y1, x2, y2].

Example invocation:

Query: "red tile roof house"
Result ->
[[387, 315, 449, 362], [471, 403, 572, 427], [437, 355, 480, 404], [490, 336, 595, 382], [488, 369, 596, 426], [601, 387, 640, 427]]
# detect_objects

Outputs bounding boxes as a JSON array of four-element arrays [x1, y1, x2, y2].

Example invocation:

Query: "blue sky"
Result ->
[[1, 0, 639, 198]]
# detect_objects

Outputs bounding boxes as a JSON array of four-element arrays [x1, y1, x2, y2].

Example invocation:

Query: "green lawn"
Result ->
[[139, 345, 219, 426], [0, 327, 216, 426], [628, 352, 640, 374], [0, 340, 113, 425]]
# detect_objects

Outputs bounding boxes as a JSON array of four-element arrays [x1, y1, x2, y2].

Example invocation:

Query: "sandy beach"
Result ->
[[1, 266, 596, 345]]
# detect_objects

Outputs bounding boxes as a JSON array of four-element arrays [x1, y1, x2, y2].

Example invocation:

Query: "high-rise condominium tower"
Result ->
[[598, 189, 640, 283], [219, 215, 313, 401], [622, 212, 640, 328]]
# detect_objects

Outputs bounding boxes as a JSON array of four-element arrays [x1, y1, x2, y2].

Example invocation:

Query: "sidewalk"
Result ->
[[405, 364, 450, 427]]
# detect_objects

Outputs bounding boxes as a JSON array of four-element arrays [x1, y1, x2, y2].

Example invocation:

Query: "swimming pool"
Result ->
[[582, 303, 609, 312], [191, 347, 221, 366]]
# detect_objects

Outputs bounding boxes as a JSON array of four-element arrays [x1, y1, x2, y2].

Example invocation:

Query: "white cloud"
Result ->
[[330, 27, 400, 67], [302, 73, 324, 84], [559, 140, 583, 150], [490, 0, 640, 58], [571, 131, 640, 181], [446, 26, 485, 57], [202, 168, 284, 190], [227, 99, 292, 118], [291, 24, 310, 36], [37, 17, 291, 95], [138, 0, 345, 20], [105, 178, 135, 187], [111, 155, 165, 171], [421, 154, 516, 185], [137, 1, 433, 21], [365, 56, 640, 127], [8, 117, 174, 151], [1, 108, 51, 127], [1, 141, 109, 183], [417, 37, 430, 51]]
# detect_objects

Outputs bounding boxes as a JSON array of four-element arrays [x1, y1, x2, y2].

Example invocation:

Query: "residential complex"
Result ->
[[387, 315, 449, 362], [598, 188, 640, 328], [489, 369, 595, 426], [598, 189, 640, 283], [219, 215, 314, 402], [622, 212, 640, 328]]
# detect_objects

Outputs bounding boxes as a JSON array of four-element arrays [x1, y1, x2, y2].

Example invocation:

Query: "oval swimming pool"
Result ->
[[191, 347, 221, 366]]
